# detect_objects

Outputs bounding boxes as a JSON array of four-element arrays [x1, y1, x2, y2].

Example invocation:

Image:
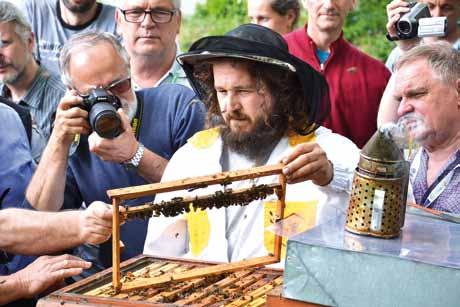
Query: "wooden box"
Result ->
[[38, 255, 283, 307]]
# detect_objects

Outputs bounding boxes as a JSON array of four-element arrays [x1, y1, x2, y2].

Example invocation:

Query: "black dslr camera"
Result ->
[[396, 2, 447, 40], [81, 88, 123, 139]]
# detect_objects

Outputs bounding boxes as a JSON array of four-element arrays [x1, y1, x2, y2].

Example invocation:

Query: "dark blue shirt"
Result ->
[[63, 85, 205, 272]]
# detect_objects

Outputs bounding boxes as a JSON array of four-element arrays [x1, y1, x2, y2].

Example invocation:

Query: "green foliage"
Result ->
[[180, 0, 248, 52], [180, 0, 395, 61], [344, 0, 394, 61], [195, 0, 247, 18]]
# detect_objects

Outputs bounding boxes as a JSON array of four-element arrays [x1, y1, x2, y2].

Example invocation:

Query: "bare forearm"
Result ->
[[377, 75, 399, 128], [136, 148, 168, 183], [26, 136, 70, 211], [0, 209, 82, 255], [0, 276, 25, 305]]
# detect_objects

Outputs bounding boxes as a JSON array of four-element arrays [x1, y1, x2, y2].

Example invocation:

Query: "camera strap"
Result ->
[[131, 95, 144, 140]]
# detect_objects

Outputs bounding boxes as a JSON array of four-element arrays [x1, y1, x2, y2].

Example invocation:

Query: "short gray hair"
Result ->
[[0, 1, 32, 43], [59, 31, 130, 86], [395, 41, 460, 84], [172, 0, 181, 9]]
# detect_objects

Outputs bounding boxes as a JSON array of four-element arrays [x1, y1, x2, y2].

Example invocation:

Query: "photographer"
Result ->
[[26, 32, 205, 275], [385, 0, 460, 71], [378, 0, 460, 127]]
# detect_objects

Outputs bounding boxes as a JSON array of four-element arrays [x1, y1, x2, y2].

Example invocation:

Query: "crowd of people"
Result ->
[[0, 0, 459, 305]]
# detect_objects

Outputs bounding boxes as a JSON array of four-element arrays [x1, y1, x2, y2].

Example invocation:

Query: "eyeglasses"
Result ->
[[75, 76, 132, 98], [120, 8, 177, 24]]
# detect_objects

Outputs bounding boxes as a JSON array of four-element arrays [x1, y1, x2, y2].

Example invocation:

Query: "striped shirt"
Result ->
[[1, 66, 65, 159], [133, 48, 190, 90]]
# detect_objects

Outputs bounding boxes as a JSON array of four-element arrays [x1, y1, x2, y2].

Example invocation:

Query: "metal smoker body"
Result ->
[[346, 130, 410, 238]]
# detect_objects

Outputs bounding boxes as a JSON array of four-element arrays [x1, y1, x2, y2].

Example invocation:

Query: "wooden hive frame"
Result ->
[[107, 164, 287, 293]]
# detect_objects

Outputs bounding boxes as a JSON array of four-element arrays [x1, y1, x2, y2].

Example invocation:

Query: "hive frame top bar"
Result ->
[[108, 164, 287, 293], [107, 164, 285, 200]]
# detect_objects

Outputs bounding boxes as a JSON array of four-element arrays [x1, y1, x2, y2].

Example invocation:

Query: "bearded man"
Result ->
[[19, 0, 118, 74], [26, 32, 205, 275], [0, 1, 65, 160], [143, 24, 360, 263]]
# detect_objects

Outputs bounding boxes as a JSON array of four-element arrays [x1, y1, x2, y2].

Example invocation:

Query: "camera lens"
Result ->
[[397, 20, 412, 35], [89, 103, 122, 138]]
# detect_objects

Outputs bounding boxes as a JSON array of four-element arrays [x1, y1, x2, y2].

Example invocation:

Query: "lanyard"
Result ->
[[131, 94, 144, 140], [421, 152, 460, 206]]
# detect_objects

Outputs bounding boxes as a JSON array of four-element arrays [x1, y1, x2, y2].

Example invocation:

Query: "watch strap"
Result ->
[[123, 142, 144, 169]]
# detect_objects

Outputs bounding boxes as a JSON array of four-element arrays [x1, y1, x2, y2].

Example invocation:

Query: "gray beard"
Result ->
[[121, 92, 138, 121]]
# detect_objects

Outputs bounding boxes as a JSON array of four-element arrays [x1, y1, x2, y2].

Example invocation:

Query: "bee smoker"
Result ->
[[345, 129, 410, 238]]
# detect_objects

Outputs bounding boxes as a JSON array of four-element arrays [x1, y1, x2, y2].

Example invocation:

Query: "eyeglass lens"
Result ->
[[123, 9, 175, 23], [107, 78, 131, 95]]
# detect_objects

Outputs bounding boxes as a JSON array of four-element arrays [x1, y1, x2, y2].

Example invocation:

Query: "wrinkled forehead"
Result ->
[[121, 0, 176, 10], [69, 43, 128, 81], [0, 21, 18, 36]]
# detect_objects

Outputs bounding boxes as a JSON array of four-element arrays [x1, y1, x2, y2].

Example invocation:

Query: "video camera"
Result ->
[[81, 88, 123, 139], [396, 2, 447, 40]]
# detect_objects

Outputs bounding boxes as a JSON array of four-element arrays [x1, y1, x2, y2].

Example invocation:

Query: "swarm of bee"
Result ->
[[123, 184, 277, 220]]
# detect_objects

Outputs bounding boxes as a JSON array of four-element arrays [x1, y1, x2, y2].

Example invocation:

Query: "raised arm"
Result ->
[[377, 74, 400, 127], [26, 91, 90, 211]]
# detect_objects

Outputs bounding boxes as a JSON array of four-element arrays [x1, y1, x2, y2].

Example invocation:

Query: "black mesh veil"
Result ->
[[177, 24, 330, 135]]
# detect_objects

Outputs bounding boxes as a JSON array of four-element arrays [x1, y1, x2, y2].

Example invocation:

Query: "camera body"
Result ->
[[396, 2, 447, 40], [81, 88, 123, 139]]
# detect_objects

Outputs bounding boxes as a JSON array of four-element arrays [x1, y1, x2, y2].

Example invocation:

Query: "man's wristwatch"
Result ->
[[123, 142, 144, 170]]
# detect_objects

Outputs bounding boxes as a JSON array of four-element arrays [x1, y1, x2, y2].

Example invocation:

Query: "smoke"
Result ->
[[379, 113, 425, 161]]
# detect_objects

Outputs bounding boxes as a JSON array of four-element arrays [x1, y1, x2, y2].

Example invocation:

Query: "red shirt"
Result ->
[[284, 26, 391, 148]]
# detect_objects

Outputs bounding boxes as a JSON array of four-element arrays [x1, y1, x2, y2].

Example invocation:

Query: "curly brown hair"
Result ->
[[193, 58, 313, 135]]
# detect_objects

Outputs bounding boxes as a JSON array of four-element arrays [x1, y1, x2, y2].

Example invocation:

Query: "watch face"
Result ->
[[123, 162, 136, 171]]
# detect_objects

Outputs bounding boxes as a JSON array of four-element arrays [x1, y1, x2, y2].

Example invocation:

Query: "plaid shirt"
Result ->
[[412, 149, 460, 213]]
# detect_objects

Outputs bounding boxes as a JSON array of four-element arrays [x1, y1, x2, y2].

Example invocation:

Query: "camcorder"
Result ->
[[81, 88, 123, 139], [396, 2, 447, 40]]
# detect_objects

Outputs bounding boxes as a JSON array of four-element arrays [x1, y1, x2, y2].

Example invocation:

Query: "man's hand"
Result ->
[[52, 90, 91, 146], [79, 201, 113, 245], [386, 0, 420, 50], [386, 0, 410, 38], [11, 254, 91, 298], [88, 109, 138, 163], [281, 143, 333, 186]]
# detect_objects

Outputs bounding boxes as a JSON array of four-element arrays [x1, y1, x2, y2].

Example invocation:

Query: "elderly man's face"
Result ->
[[422, 0, 460, 40], [61, 0, 97, 13], [0, 22, 34, 84], [213, 60, 274, 136], [305, 0, 355, 32], [116, 0, 180, 59], [69, 42, 137, 119], [248, 0, 296, 35], [395, 59, 460, 149]]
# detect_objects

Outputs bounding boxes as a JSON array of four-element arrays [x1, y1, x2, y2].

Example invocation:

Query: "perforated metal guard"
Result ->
[[346, 173, 406, 238]]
